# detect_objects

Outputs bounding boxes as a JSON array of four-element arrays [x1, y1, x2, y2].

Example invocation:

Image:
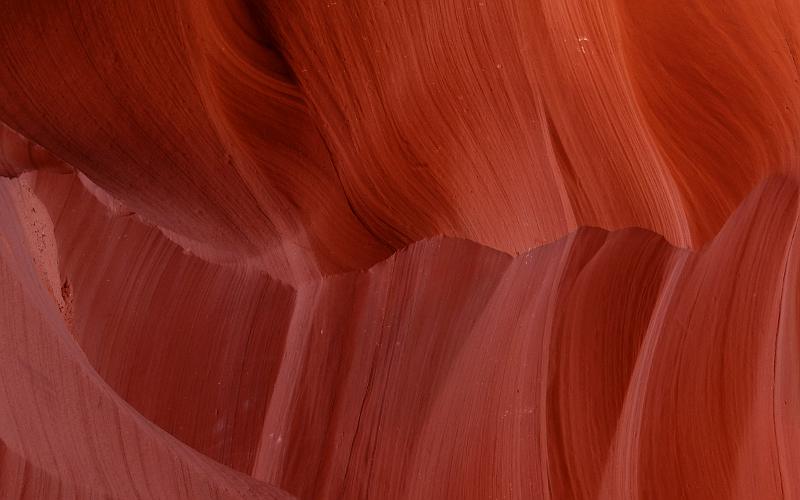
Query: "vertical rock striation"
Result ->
[[2, 1, 800, 498]]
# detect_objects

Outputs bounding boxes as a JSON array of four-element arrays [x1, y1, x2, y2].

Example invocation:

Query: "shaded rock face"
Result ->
[[2, 2, 800, 499]]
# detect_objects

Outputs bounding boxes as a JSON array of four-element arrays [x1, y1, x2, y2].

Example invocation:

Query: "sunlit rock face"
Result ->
[[2, 1, 800, 499]]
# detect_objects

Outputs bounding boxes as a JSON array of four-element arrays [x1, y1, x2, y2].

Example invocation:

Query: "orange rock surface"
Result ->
[[2, 1, 800, 498]]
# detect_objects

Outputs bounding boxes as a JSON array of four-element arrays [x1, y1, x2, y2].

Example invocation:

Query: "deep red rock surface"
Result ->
[[3, 1, 800, 499]]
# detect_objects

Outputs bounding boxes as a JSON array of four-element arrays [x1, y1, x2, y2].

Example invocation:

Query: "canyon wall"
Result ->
[[3, 1, 800, 498]]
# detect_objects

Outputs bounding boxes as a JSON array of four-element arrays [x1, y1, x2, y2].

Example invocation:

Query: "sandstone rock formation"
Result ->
[[2, 1, 800, 499]]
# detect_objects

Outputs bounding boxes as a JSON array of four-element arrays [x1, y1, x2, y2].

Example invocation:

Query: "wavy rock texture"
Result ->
[[2, 1, 800, 499]]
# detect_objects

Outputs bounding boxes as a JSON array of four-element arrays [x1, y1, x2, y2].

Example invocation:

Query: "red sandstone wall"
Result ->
[[2, 1, 800, 499]]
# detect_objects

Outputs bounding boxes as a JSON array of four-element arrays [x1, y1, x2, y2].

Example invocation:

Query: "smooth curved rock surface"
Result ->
[[2, 1, 800, 499]]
